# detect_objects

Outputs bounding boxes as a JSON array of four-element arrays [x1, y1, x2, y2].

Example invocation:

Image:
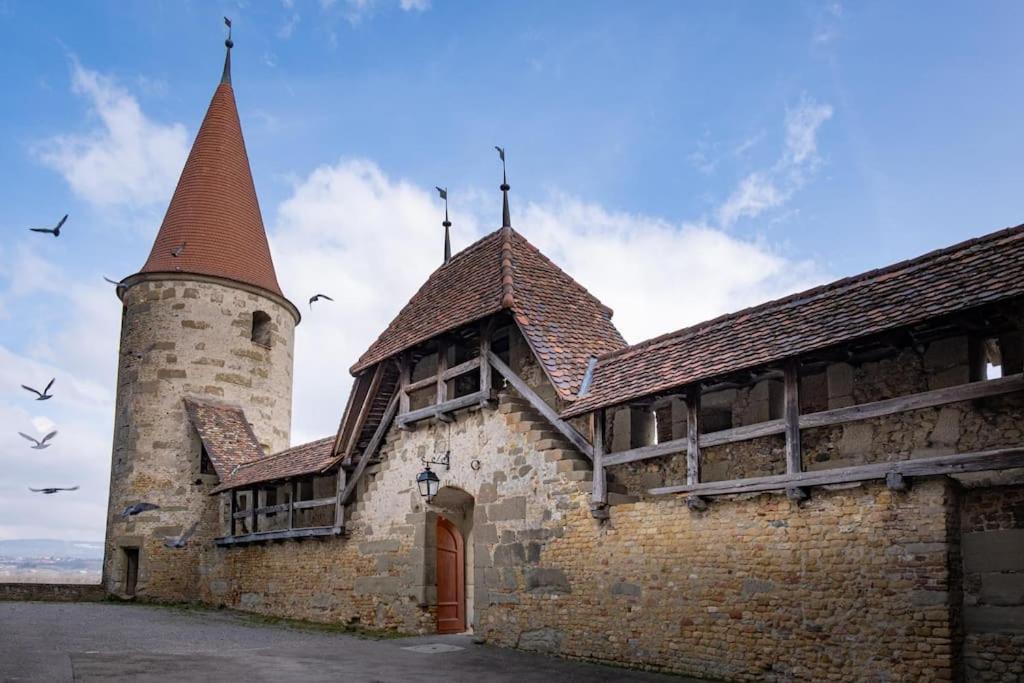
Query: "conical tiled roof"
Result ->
[[136, 67, 284, 297], [351, 227, 627, 399]]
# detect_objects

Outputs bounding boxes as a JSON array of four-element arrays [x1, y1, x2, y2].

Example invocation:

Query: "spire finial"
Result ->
[[436, 186, 452, 264], [495, 146, 511, 228], [221, 17, 234, 85]]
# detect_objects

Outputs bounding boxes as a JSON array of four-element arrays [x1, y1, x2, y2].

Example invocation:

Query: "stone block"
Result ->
[[488, 496, 527, 522], [964, 531, 1024, 573], [910, 590, 950, 607], [964, 606, 1024, 634], [157, 369, 187, 380], [489, 592, 520, 605], [611, 581, 641, 597], [977, 573, 1024, 607], [928, 407, 961, 447], [525, 568, 570, 594], [493, 543, 526, 566], [517, 628, 564, 654], [839, 423, 874, 458], [741, 578, 775, 595], [240, 592, 263, 608], [827, 363, 854, 408], [353, 576, 403, 596]]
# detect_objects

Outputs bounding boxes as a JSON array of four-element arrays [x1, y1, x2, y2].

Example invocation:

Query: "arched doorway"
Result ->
[[436, 516, 465, 633]]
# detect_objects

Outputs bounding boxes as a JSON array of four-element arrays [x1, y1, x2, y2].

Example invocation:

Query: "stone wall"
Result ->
[[0, 583, 105, 602], [960, 484, 1024, 682], [103, 276, 297, 602]]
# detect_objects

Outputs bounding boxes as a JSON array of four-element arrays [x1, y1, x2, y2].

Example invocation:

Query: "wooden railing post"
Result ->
[[479, 322, 494, 407], [784, 359, 802, 475], [686, 387, 701, 486], [399, 351, 411, 416], [228, 491, 236, 537], [335, 467, 347, 529], [591, 409, 607, 513], [249, 488, 258, 534]]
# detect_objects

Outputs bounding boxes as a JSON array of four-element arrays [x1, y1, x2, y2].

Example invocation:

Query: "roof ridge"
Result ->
[[595, 222, 1024, 367], [500, 226, 515, 308]]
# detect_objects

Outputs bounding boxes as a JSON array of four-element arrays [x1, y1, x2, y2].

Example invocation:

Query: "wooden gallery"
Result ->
[[102, 37, 1024, 682]]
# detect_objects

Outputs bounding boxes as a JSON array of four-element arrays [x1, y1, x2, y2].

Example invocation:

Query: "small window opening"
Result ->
[[655, 405, 673, 444], [264, 488, 278, 519], [123, 547, 139, 596], [251, 310, 272, 348], [199, 443, 216, 475], [983, 338, 1003, 380]]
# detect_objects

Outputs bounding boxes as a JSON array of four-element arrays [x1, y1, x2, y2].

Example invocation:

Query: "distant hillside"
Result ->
[[0, 539, 104, 560]]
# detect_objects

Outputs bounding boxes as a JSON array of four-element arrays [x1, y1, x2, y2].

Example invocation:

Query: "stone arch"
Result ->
[[422, 486, 476, 633]]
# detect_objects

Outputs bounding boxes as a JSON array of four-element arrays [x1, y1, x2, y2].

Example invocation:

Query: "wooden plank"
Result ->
[[340, 391, 401, 505], [798, 373, 1024, 430], [231, 510, 250, 520], [254, 502, 290, 515], [784, 360, 801, 475], [686, 388, 700, 486], [228, 490, 236, 536], [479, 322, 493, 406], [602, 374, 1024, 468], [291, 496, 338, 510], [649, 447, 1024, 497], [487, 351, 594, 460], [405, 373, 438, 394], [288, 482, 295, 529], [592, 409, 607, 506], [436, 342, 448, 407], [215, 525, 344, 547], [398, 352, 410, 415], [249, 488, 258, 534], [342, 364, 385, 459], [441, 357, 480, 382], [335, 467, 347, 528], [397, 391, 485, 427]]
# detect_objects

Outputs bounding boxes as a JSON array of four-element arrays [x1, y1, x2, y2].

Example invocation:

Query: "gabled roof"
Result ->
[[184, 398, 265, 478], [136, 71, 285, 300], [564, 223, 1024, 418], [352, 227, 626, 399], [211, 437, 335, 493]]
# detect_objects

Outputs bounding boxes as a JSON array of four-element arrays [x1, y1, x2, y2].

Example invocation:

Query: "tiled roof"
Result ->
[[352, 227, 626, 399], [212, 437, 335, 493], [135, 79, 285, 299], [184, 398, 265, 478], [564, 223, 1024, 418]]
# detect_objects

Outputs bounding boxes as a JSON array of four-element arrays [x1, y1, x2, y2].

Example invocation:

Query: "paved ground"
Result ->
[[0, 602, 689, 682]]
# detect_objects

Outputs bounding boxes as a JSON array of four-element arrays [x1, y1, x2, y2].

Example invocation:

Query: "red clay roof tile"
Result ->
[[183, 398, 265, 478], [212, 437, 335, 493], [564, 223, 1024, 417]]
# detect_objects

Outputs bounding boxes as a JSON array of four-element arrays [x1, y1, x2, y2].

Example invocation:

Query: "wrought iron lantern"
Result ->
[[416, 465, 440, 500]]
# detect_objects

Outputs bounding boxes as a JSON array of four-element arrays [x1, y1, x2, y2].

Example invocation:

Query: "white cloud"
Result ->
[[35, 61, 189, 209], [717, 96, 833, 227], [399, 0, 430, 11], [271, 159, 825, 445], [278, 13, 301, 39]]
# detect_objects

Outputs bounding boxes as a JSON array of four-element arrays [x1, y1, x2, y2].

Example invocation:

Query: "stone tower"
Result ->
[[102, 38, 300, 600]]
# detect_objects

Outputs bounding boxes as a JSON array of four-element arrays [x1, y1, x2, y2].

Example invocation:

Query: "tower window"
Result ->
[[200, 443, 216, 475], [251, 311, 272, 348]]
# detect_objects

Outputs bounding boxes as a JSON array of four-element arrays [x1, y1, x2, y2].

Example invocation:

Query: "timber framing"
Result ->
[[215, 525, 343, 547], [649, 447, 1024, 497], [603, 373, 1024, 468]]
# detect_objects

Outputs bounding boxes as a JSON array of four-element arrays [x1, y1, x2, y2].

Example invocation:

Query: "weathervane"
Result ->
[[221, 17, 234, 85], [436, 186, 452, 264], [495, 146, 511, 228]]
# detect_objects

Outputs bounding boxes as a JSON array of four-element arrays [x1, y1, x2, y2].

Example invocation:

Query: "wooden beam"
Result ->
[[291, 496, 339, 510], [228, 491, 236, 536], [397, 391, 487, 427], [215, 525, 343, 547], [441, 357, 481, 382], [331, 372, 367, 458], [253, 502, 291, 515], [340, 391, 401, 506], [405, 374, 438, 394], [602, 374, 1024, 468], [591, 409, 607, 508], [436, 342, 448, 407], [342, 363, 385, 460], [288, 482, 295, 529], [649, 447, 1024, 497], [335, 467, 347, 528], [784, 360, 801, 475], [249, 488, 257, 534], [686, 388, 700, 486], [398, 352, 410, 416], [479, 319, 494, 408], [487, 351, 594, 460]]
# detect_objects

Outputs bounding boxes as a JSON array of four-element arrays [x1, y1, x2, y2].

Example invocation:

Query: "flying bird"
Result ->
[[29, 214, 68, 237], [121, 502, 160, 518], [308, 293, 334, 309], [19, 430, 58, 450], [21, 378, 55, 401], [171, 243, 186, 257], [29, 486, 79, 495], [164, 522, 199, 549]]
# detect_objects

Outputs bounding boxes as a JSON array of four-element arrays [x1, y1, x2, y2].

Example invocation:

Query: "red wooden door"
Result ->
[[436, 516, 465, 633]]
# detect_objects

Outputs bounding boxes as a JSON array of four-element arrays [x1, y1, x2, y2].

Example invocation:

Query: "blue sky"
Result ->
[[1, 1, 1023, 541]]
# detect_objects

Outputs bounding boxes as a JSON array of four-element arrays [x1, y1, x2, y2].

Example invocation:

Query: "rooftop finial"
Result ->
[[495, 146, 511, 228], [221, 17, 234, 85], [436, 186, 452, 264]]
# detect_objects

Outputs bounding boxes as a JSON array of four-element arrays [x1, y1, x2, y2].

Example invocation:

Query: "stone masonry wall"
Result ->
[[103, 276, 296, 602], [960, 484, 1024, 682]]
